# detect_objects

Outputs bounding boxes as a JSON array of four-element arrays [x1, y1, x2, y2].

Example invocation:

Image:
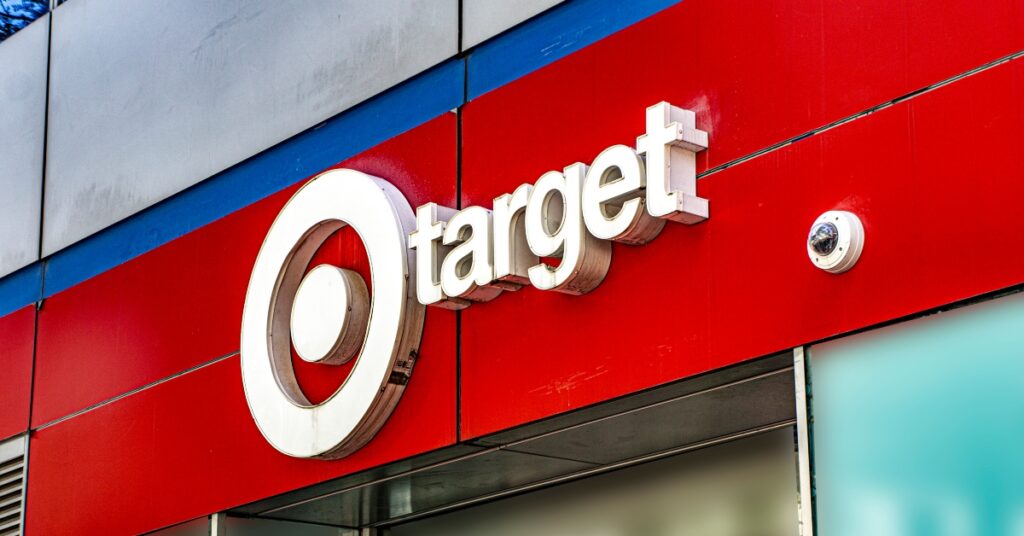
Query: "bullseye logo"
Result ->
[[240, 169, 424, 459], [242, 102, 709, 459]]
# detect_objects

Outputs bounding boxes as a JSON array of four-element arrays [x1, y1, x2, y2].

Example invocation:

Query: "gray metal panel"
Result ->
[[223, 516, 356, 535], [145, 515, 357, 536], [502, 367, 796, 464], [232, 444, 484, 517], [0, 15, 46, 277], [0, 435, 26, 463], [392, 430, 798, 536], [264, 449, 595, 527], [462, 0, 564, 49], [44, 0, 458, 255]]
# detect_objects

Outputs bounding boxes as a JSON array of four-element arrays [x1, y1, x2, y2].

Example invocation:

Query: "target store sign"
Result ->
[[240, 102, 709, 459]]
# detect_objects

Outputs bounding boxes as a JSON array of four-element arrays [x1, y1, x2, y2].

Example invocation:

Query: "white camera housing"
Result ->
[[807, 210, 864, 274]]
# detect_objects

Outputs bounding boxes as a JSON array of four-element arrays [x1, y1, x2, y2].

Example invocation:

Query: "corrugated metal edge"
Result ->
[[0, 435, 27, 536]]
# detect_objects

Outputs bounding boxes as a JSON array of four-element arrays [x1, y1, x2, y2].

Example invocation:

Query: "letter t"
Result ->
[[636, 102, 709, 224]]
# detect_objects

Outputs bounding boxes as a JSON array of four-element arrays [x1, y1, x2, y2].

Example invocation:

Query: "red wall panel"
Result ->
[[459, 40, 1024, 437], [0, 306, 34, 441], [26, 300, 456, 535], [32, 114, 457, 426], [463, 0, 1024, 204]]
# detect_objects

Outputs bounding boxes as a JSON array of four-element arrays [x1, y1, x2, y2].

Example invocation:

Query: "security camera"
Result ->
[[807, 210, 864, 273]]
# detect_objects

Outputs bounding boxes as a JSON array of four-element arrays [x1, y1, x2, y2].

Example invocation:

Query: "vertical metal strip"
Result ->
[[209, 513, 226, 536], [793, 346, 815, 536], [18, 434, 28, 536], [454, 56, 467, 443]]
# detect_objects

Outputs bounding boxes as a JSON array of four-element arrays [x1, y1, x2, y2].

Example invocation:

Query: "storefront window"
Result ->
[[810, 292, 1024, 535], [391, 429, 798, 536], [147, 515, 356, 536]]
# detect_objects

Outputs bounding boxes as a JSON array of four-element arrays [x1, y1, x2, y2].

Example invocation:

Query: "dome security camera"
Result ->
[[807, 211, 864, 274]]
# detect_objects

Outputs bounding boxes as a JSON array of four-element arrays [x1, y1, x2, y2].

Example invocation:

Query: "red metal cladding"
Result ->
[[459, 53, 1024, 437], [463, 0, 1024, 202], [0, 306, 34, 441], [31, 114, 457, 426], [27, 57, 1024, 534], [26, 316, 456, 535]]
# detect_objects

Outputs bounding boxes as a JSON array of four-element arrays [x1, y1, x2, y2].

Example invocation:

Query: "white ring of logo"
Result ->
[[240, 169, 424, 459]]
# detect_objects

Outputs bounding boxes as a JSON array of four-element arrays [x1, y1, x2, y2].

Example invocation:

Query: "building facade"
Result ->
[[1, 0, 1023, 534]]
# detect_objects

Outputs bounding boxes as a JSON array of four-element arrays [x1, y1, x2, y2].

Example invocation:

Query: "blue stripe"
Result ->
[[43, 58, 465, 298], [0, 263, 41, 318], [467, 0, 681, 100]]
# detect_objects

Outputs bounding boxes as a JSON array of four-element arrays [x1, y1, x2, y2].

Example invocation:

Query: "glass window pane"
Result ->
[[391, 429, 798, 536], [810, 292, 1024, 536]]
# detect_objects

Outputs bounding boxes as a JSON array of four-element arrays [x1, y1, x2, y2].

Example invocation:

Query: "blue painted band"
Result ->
[[467, 0, 681, 100], [42, 58, 465, 298], [0, 263, 42, 318]]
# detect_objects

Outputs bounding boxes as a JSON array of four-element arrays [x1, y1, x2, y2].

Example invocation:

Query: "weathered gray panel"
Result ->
[[0, 15, 46, 277], [44, 0, 458, 255], [462, 0, 564, 49]]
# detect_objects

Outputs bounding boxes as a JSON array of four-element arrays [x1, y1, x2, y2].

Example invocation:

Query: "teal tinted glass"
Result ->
[[810, 292, 1024, 535]]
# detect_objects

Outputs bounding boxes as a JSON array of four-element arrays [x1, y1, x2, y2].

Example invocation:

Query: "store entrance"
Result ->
[[390, 428, 797, 536]]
